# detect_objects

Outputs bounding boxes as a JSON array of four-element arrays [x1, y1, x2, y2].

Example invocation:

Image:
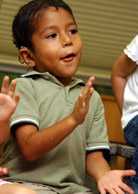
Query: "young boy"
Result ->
[[112, 35, 138, 193], [0, 76, 37, 194], [3, 0, 136, 193]]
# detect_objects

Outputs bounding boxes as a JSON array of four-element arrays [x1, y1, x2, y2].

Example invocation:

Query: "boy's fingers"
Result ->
[[81, 86, 89, 96], [79, 88, 93, 108], [79, 76, 95, 106], [113, 187, 123, 194], [8, 79, 16, 97], [120, 182, 134, 194], [1, 76, 10, 94], [14, 95, 20, 105], [84, 76, 95, 96], [80, 87, 91, 105], [86, 76, 95, 87], [81, 78, 94, 96], [86, 87, 93, 101], [122, 169, 136, 177]]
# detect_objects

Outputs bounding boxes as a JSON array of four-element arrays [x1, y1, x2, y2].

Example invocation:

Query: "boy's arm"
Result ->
[[0, 76, 19, 144], [16, 116, 79, 161], [111, 53, 136, 112], [0, 76, 19, 177], [86, 151, 111, 181], [15, 77, 94, 161], [86, 151, 135, 194]]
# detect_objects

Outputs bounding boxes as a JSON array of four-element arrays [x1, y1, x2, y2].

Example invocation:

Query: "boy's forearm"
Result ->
[[16, 115, 79, 161], [86, 151, 111, 182], [0, 122, 10, 144]]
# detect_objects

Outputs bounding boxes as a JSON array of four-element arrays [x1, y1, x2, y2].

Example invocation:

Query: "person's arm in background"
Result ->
[[111, 53, 136, 112]]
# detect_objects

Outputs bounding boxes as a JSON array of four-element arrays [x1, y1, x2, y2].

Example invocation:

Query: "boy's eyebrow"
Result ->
[[40, 22, 77, 35], [40, 26, 56, 34]]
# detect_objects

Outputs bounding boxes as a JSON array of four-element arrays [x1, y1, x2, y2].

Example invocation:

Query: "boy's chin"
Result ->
[[64, 69, 78, 77], [56, 69, 78, 81]]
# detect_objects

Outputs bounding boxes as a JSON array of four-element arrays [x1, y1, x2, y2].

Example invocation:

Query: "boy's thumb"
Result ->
[[122, 169, 136, 177]]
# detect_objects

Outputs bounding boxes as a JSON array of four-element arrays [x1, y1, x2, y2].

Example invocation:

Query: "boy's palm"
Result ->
[[0, 94, 17, 121], [0, 76, 19, 122], [72, 77, 95, 124], [98, 169, 136, 194]]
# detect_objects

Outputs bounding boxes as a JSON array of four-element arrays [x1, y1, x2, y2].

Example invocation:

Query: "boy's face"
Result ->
[[30, 7, 82, 84]]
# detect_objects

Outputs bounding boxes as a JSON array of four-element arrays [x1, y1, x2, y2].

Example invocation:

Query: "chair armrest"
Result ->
[[110, 143, 135, 159]]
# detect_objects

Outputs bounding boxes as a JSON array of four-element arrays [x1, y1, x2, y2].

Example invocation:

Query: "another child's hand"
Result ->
[[97, 169, 136, 194], [0, 76, 19, 122], [0, 167, 9, 176], [71, 76, 95, 125]]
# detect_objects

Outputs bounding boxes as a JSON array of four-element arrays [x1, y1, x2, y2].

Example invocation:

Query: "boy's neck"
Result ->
[[57, 76, 73, 86]]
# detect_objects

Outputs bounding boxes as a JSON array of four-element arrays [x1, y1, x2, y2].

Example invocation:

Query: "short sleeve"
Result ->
[[124, 35, 138, 64], [10, 78, 40, 129], [86, 91, 109, 152]]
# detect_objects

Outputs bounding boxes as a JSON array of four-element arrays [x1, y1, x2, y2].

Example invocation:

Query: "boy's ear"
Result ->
[[19, 47, 35, 68]]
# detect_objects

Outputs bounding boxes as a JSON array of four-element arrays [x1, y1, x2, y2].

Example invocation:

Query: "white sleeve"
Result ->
[[124, 35, 138, 65]]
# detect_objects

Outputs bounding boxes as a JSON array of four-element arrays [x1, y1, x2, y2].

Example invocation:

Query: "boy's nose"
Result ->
[[61, 34, 72, 47]]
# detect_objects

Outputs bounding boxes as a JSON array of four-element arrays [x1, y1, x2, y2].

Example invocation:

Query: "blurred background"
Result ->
[[0, 0, 138, 94]]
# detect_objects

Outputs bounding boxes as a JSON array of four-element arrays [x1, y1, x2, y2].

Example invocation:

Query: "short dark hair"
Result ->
[[12, 0, 74, 50]]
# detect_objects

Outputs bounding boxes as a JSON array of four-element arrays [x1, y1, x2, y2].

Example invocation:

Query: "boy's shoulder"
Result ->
[[15, 76, 33, 86], [88, 89, 103, 111], [15, 71, 45, 85], [92, 89, 102, 103]]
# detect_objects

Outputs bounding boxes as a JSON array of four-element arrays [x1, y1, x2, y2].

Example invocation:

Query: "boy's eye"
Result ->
[[46, 33, 57, 39], [70, 28, 78, 34]]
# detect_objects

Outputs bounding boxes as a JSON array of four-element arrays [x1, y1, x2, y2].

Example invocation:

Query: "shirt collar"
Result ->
[[22, 70, 85, 87]]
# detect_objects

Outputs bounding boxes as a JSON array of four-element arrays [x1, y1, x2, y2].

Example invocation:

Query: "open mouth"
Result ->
[[61, 53, 76, 62]]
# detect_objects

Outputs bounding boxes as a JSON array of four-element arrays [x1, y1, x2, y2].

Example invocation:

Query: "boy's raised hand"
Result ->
[[71, 76, 95, 125], [0, 76, 19, 122]]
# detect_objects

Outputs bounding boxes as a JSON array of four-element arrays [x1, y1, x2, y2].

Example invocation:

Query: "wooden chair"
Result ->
[[101, 95, 135, 169]]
